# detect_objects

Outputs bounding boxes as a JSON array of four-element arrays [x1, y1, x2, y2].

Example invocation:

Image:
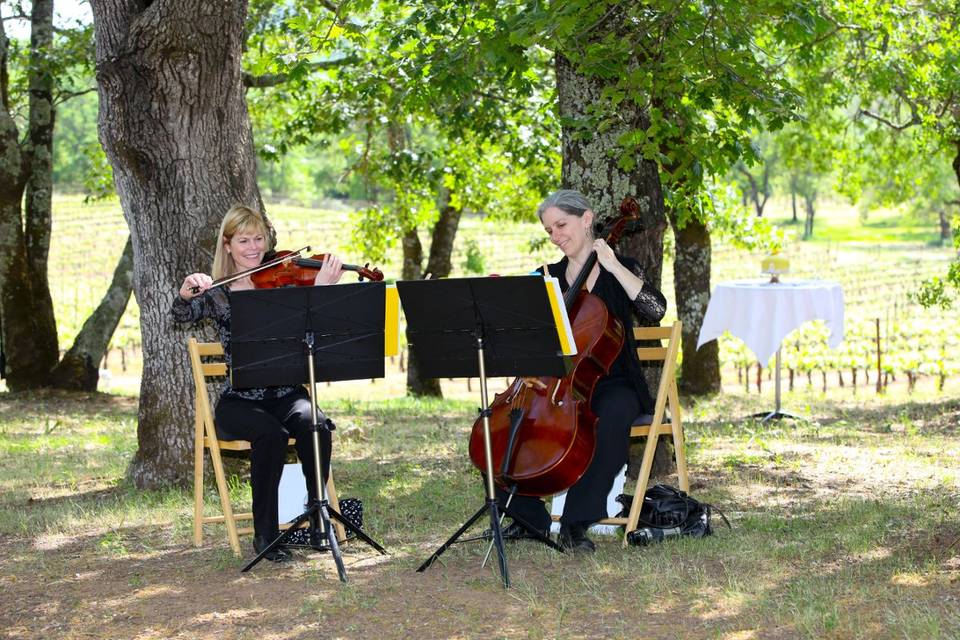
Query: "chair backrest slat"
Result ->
[[201, 362, 227, 377], [195, 342, 224, 357], [634, 346, 668, 361], [632, 326, 673, 341]]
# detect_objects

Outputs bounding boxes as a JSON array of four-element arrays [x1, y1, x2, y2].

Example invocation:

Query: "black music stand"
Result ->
[[398, 276, 571, 588], [229, 282, 388, 580]]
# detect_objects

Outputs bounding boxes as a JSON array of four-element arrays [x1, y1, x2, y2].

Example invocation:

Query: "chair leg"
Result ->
[[668, 386, 690, 492], [193, 420, 204, 548], [326, 474, 347, 542], [622, 428, 662, 547], [209, 444, 242, 557]]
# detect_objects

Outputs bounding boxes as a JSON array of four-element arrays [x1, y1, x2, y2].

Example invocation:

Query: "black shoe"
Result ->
[[253, 535, 291, 563], [484, 521, 547, 541], [558, 523, 596, 553], [502, 521, 548, 541]]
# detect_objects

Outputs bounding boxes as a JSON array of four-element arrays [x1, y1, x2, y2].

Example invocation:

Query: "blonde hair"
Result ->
[[211, 205, 271, 279]]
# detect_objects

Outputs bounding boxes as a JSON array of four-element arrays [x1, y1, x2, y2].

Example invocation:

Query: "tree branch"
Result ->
[[55, 86, 97, 104], [242, 56, 358, 88], [858, 108, 919, 131], [1, 11, 29, 22], [319, 0, 339, 13]]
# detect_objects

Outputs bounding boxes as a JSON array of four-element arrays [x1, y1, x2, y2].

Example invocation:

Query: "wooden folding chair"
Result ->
[[617, 320, 689, 545], [189, 337, 344, 556], [557, 321, 689, 545]]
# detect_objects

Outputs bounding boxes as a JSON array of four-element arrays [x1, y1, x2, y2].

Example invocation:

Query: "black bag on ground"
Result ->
[[615, 484, 729, 547], [284, 497, 364, 546]]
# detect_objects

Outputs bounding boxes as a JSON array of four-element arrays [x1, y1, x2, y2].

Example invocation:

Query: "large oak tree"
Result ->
[[90, 0, 263, 487]]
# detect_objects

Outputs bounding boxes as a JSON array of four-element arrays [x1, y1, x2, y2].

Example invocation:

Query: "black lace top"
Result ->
[[172, 288, 300, 401]]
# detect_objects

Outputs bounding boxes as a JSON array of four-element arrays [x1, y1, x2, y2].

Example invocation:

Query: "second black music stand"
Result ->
[[229, 282, 388, 580], [398, 276, 571, 588]]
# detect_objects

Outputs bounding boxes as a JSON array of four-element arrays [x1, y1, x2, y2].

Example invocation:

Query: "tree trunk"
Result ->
[[401, 193, 462, 398], [669, 213, 720, 396], [91, 0, 262, 487], [735, 163, 768, 217], [803, 194, 816, 240], [939, 209, 951, 244], [953, 141, 960, 194], [423, 189, 463, 280], [0, 14, 28, 376], [757, 165, 770, 217], [50, 237, 134, 390], [555, 53, 673, 478], [401, 225, 442, 397], [0, 0, 60, 389], [790, 177, 798, 223], [555, 55, 667, 284]]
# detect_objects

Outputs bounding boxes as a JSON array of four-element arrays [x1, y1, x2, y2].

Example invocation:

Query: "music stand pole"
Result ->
[[416, 327, 564, 588], [751, 346, 801, 422], [239, 338, 388, 578], [400, 276, 569, 588], [476, 329, 510, 585]]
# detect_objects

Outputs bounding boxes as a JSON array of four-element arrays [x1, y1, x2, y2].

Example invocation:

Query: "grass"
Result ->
[[1, 386, 959, 638], [763, 198, 947, 245]]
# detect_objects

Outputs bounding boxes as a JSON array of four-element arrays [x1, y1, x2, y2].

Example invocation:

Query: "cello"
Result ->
[[467, 197, 640, 497]]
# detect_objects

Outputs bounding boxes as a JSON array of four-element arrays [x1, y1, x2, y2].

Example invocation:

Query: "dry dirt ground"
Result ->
[[2, 393, 960, 639]]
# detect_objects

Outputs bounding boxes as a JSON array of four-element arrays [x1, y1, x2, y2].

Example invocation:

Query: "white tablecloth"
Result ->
[[696, 280, 845, 364]]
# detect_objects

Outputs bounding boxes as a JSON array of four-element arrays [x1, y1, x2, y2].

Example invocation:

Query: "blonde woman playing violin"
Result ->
[[173, 205, 343, 562]]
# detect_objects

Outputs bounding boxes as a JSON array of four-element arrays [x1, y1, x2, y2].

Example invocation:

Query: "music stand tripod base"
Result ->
[[229, 284, 390, 580], [397, 276, 571, 589], [239, 335, 387, 579]]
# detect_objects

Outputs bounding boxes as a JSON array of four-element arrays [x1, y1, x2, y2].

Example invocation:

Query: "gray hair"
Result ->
[[536, 189, 593, 221]]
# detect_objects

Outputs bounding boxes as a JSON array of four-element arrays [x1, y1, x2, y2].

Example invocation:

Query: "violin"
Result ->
[[467, 197, 641, 497], [190, 245, 383, 294], [251, 249, 384, 287]]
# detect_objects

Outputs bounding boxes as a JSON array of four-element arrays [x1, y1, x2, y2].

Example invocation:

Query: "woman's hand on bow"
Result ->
[[179, 273, 213, 299], [593, 239, 620, 272]]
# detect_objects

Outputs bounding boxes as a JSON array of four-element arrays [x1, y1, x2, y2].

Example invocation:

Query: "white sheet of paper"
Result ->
[[277, 463, 308, 523]]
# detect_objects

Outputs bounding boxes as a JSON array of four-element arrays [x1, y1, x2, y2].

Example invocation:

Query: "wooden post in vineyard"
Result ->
[[875, 317, 882, 394]]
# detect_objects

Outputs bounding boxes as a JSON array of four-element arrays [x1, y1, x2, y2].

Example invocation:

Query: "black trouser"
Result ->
[[215, 388, 332, 540], [495, 376, 642, 532]]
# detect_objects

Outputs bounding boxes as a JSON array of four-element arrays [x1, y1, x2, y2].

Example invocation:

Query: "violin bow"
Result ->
[[190, 245, 312, 294]]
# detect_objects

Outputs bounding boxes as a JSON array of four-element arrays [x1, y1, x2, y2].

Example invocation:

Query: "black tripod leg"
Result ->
[[328, 508, 387, 554], [241, 508, 314, 572], [500, 506, 565, 553], [417, 502, 490, 572], [321, 502, 347, 583], [486, 499, 510, 588]]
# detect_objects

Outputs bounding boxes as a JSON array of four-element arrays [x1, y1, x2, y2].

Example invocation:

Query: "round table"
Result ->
[[696, 279, 845, 420]]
